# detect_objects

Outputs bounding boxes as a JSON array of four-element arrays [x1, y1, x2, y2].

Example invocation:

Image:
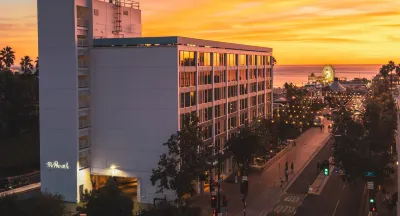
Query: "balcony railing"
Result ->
[[77, 18, 89, 28]]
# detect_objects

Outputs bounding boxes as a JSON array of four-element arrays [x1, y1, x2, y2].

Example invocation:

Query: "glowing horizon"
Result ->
[[1, 0, 399, 65]]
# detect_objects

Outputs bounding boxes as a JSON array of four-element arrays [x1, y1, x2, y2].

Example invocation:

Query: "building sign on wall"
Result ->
[[46, 161, 70, 169]]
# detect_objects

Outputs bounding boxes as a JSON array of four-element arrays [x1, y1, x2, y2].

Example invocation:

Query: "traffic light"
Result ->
[[369, 198, 375, 203], [212, 209, 218, 216], [323, 165, 329, 176], [369, 202, 377, 212], [222, 194, 228, 207], [211, 195, 217, 208]]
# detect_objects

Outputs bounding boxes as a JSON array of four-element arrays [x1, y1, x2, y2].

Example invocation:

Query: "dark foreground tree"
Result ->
[[150, 113, 215, 206], [0, 192, 65, 216], [77, 178, 133, 216], [227, 124, 258, 170]]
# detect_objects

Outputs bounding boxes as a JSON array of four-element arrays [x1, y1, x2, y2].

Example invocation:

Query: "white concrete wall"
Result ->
[[37, 0, 79, 202], [93, 1, 142, 38], [90, 46, 179, 203]]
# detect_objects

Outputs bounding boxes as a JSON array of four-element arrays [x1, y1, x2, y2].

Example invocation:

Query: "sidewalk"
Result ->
[[191, 120, 331, 216], [376, 165, 397, 216]]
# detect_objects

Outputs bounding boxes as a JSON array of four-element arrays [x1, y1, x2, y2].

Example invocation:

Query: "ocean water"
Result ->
[[273, 64, 382, 88]]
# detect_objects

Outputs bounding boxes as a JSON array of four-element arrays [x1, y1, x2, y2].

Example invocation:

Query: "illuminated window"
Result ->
[[198, 52, 211, 66], [238, 55, 247, 66], [179, 72, 196, 87], [180, 91, 196, 108], [179, 51, 195, 66], [227, 54, 236, 66], [227, 70, 237, 82]]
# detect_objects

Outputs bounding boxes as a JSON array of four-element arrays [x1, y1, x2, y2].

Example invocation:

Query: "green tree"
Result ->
[[150, 113, 215, 206], [227, 125, 258, 169], [0, 192, 65, 216], [20, 55, 34, 74], [0, 46, 15, 69], [78, 179, 133, 216]]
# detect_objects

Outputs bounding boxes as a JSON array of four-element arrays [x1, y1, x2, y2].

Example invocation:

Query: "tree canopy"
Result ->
[[77, 179, 133, 216]]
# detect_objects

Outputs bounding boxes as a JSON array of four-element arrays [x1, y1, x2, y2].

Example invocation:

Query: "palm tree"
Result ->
[[34, 57, 39, 76], [20, 55, 34, 74], [0, 46, 15, 69]]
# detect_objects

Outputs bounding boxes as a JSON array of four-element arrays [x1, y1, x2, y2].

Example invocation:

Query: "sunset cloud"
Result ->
[[1, 0, 399, 64]]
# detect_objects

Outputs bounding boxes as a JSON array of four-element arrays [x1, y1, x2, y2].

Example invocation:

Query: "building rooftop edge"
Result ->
[[93, 36, 273, 52]]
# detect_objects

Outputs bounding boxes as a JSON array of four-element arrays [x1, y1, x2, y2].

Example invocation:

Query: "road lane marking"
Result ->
[[332, 199, 340, 216]]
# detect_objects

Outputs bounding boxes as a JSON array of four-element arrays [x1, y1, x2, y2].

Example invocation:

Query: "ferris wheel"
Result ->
[[322, 65, 335, 83]]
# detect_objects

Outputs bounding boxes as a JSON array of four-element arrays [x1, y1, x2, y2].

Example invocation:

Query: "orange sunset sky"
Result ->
[[1, 0, 399, 65]]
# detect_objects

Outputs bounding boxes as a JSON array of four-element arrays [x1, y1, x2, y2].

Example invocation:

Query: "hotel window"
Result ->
[[251, 108, 257, 119], [251, 96, 257, 106], [227, 70, 237, 82], [258, 81, 265, 91], [213, 53, 225, 66], [79, 130, 91, 149], [199, 71, 212, 85], [78, 75, 90, 88], [266, 68, 271, 77], [180, 111, 196, 129], [257, 55, 264, 65], [228, 101, 237, 114], [203, 124, 212, 140], [199, 89, 213, 104], [214, 87, 226, 101], [249, 69, 257, 79], [266, 56, 270, 65], [228, 116, 237, 129], [240, 112, 248, 125], [239, 70, 247, 80], [258, 107, 265, 117], [239, 84, 248, 95], [267, 93, 272, 102], [180, 91, 196, 108], [214, 70, 225, 83], [240, 98, 248, 110], [179, 72, 196, 87], [250, 83, 257, 93], [258, 69, 264, 78], [199, 107, 213, 123], [258, 94, 265, 104], [215, 103, 226, 118], [238, 54, 246, 66], [79, 90, 90, 108], [179, 51, 195, 66], [79, 112, 90, 129], [215, 120, 226, 135], [249, 55, 256, 65], [79, 149, 90, 169], [198, 52, 211, 66], [93, 9, 99, 16], [227, 54, 236, 66], [266, 80, 271, 89], [228, 86, 237, 98]]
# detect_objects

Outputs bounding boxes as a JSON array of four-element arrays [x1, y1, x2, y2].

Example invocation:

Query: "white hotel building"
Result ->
[[38, 0, 273, 204]]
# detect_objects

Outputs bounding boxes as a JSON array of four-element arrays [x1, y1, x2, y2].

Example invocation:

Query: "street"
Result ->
[[295, 176, 365, 216], [193, 123, 331, 216]]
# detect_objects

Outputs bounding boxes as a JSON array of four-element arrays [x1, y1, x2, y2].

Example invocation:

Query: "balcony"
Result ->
[[79, 149, 91, 170], [78, 75, 90, 88], [79, 90, 90, 109], [77, 18, 89, 28], [79, 117, 90, 129], [79, 129, 91, 149], [78, 58, 89, 69], [78, 38, 89, 47]]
